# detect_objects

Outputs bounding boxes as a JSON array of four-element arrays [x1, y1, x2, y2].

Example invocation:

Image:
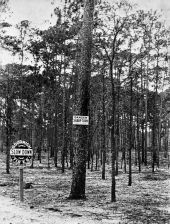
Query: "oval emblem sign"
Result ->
[[10, 140, 33, 164]]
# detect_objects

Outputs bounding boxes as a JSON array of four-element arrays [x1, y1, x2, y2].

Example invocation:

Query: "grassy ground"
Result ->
[[0, 152, 170, 224]]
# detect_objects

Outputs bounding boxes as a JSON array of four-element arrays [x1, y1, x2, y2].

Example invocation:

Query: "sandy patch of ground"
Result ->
[[0, 195, 106, 224], [0, 152, 170, 224]]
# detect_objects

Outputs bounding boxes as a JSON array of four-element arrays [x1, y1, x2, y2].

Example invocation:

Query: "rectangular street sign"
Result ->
[[73, 115, 89, 125], [10, 148, 33, 156]]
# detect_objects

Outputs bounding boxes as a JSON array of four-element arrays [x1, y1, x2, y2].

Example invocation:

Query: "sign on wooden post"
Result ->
[[10, 140, 33, 164], [10, 140, 33, 202]]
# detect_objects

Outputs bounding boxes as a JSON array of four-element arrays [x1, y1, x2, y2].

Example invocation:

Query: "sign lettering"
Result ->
[[73, 115, 89, 125], [10, 140, 33, 164]]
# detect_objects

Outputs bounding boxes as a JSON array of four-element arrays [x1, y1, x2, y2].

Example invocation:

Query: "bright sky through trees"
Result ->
[[0, 0, 170, 65], [6, 0, 170, 27]]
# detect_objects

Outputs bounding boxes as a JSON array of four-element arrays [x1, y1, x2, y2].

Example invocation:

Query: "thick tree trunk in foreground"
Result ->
[[69, 0, 94, 199]]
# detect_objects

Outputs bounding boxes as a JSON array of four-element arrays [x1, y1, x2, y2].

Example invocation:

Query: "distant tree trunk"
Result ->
[[136, 90, 141, 172], [47, 125, 51, 168], [102, 67, 106, 180], [18, 22, 27, 140], [95, 113, 100, 171], [31, 59, 38, 168], [69, 0, 94, 199], [115, 69, 121, 176], [54, 105, 58, 167], [141, 120, 145, 164], [30, 101, 36, 168], [62, 55, 67, 173], [152, 83, 159, 173], [54, 74, 61, 167], [110, 62, 116, 202], [140, 61, 145, 164], [91, 141, 94, 171], [164, 120, 168, 158], [144, 39, 151, 167], [152, 112, 156, 173], [95, 141, 99, 171], [128, 74, 133, 186], [6, 84, 12, 174], [115, 116, 119, 176], [152, 55, 159, 171], [155, 54, 160, 168], [121, 113, 127, 173], [144, 79, 148, 166], [128, 42, 133, 186], [0, 122, 4, 152], [38, 87, 44, 163], [157, 116, 161, 168]]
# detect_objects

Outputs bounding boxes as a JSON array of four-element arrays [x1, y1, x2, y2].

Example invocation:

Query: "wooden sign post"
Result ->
[[19, 166, 24, 202]]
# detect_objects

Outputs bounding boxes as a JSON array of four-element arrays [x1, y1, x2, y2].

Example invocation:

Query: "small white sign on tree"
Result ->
[[73, 115, 89, 125]]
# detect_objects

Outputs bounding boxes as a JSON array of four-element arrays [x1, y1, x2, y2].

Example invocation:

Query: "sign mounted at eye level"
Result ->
[[73, 115, 89, 125], [10, 140, 33, 163]]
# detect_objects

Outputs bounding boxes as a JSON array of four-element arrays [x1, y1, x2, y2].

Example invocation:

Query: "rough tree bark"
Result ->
[[101, 64, 106, 180], [6, 76, 12, 174], [69, 0, 94, 199]]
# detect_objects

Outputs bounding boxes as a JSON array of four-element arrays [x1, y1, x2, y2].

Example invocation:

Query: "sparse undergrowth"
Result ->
[[0, 152, 170, 224]]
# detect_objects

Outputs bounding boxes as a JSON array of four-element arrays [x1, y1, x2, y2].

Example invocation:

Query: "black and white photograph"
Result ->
[[0, 0, 170, 223]]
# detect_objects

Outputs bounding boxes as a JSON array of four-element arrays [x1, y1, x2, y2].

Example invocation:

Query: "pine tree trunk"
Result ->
[[110, 62, 116, 202], [30, 101, 35, 168], [38, 87, 44, 163], [6, 84, 11, 174], [136, 92, 141, 172], [54, 82, 59, 167], [69, 0, 94, 199], [115, 71, 121, 176], [128, 75, 133, 186], [102, 68, 106, 180], [152, 117, 156, 173], [62, 56, 67, 173], [140, 62, 145, 164], [144, 80, 148, 166]]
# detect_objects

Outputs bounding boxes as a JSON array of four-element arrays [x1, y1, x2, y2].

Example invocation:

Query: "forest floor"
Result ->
[[0, 152, 170, 224]]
